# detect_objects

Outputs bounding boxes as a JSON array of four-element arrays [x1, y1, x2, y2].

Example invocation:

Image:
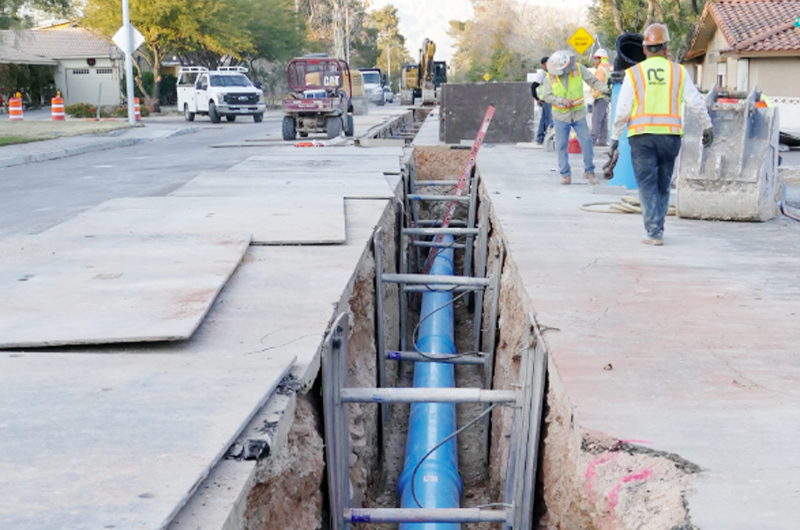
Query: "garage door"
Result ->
[[65, 67, 121, 106]]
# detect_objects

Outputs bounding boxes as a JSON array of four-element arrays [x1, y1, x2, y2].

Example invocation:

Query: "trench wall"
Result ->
[[235, 143, 701, 530]]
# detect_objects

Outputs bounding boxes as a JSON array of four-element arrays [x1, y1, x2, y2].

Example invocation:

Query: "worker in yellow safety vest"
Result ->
[[541, 50, 610, 185], [608, 23, 714, 246], [591, 49, 612, 146]]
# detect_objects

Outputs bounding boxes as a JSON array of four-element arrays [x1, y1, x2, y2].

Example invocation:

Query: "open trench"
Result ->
[[235, 135, 702, 530]]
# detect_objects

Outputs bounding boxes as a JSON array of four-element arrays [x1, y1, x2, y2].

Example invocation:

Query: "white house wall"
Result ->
[[56, 58, 122, 107]]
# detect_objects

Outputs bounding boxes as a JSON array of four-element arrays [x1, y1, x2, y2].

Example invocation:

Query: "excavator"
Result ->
[[400, 38, 447, 105]]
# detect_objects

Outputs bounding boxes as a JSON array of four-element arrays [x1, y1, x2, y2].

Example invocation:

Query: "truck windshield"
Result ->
[[210, 75, 252, 87], [362, 72, 380, 85]]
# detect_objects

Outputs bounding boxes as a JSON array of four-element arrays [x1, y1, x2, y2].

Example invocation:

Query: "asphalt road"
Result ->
[[0, 115, 281, 238]]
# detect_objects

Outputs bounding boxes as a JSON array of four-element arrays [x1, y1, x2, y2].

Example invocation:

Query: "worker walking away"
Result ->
[[591, 49, 612, 146], [608, 23, 713, 246], [542, 50, 610, 185], [531, 56, 552, 145]]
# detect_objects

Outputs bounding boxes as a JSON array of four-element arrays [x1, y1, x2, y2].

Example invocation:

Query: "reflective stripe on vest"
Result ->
[[548, 68, 585, 113], [592, 61, 611, 100], [626, 56, 686, 136]]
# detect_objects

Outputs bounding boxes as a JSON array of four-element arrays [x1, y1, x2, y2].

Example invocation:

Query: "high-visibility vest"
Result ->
[[626, 56, 686, 136], [548, 68, 585, 114], [592, 61, 611, 100]]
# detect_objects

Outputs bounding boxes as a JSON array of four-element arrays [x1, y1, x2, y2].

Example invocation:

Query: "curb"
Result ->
[[0, 127, 200, 169]]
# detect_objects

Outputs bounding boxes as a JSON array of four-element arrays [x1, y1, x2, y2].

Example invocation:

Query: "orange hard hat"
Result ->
[[643, 23, 670, 46]]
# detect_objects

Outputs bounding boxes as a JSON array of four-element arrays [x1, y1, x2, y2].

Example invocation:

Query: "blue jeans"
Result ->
[[536, 102, 552, 143], [629, 134, 682, 239], [553, 117, 594, 177]]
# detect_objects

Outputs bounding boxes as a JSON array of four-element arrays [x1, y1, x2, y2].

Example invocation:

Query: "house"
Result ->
[[0, 26, 123, 106], [684, 0, 800, 128]]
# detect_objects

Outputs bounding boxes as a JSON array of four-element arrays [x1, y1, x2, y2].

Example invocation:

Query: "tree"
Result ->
[[372, 4, 411, 89], [0, 0, 72, 29], [588, 0, 706, 61], [299, 0, 378, 66], [448, 0, 586, 82], [83, 0, 253, 109]]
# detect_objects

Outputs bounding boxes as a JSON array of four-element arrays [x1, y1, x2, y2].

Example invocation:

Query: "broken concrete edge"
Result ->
[[478, 173, 703, 529], [0, 126, 200, 168], [166, 191, 402, 529], [167, 382, 299, 530], [158, 359, 296, 530]]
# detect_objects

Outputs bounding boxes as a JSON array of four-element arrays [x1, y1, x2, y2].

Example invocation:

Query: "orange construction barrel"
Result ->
[[134, 98, 141, 121], [9, 92, 23, 121], [51, 92, 65, 120]]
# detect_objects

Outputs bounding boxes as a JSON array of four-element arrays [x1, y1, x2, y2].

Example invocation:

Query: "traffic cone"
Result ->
[[51, 92, 65, 121], [9, 92, 23, 121]]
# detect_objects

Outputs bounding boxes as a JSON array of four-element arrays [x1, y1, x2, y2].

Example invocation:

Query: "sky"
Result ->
[[369, 0, 590, 63], [369, 0, 474, 63]]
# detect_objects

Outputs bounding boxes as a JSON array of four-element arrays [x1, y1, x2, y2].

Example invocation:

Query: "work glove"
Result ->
[[702, 127, 714, 148], [603, 140, 619, 180]]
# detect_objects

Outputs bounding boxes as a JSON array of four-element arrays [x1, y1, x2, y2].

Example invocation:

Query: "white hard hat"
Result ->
[[593, 48, 609, 59], [547, 50, 575, 76]]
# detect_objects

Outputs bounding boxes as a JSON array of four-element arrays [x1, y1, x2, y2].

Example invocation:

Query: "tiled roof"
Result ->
[[709, 0, 800, 53], [0, 28, 119, 60], [0, 42, 57, 65]]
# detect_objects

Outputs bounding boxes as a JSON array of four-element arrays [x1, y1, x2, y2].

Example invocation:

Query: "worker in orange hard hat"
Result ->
[[606, 23, 713, 246], [591, 48, 612, 146]]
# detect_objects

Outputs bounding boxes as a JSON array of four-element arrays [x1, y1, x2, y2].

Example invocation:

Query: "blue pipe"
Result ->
[[397, 235, 462, 530]]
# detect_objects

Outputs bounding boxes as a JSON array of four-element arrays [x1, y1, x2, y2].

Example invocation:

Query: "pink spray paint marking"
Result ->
[[584, 452, 620, 498], [605, 469, 652, 528]]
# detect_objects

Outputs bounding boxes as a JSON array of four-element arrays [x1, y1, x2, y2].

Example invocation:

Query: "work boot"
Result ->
[[560, 174, 571, 185], [585, 172, 598, 185], [642, 238, 663, 246]]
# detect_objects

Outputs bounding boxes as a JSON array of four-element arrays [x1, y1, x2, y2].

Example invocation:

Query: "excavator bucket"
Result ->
[[676, 86, 781, 221]]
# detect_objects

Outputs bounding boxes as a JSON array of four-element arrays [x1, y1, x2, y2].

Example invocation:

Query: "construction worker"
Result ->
[[541, 50, 610, 185], [608, 23, 713, 246], [531, 56, 552, 144], [591, 49, 612, 146]]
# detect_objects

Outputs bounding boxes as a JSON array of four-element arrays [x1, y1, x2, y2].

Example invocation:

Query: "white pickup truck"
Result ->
[[177, 66, 266, 123]]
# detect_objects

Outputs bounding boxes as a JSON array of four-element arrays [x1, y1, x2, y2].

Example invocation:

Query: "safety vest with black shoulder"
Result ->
[[548, 68, 585, 114], [626, 56, 687, 136]]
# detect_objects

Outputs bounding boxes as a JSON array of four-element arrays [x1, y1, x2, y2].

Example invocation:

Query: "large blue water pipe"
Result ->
[[397, 235, 462, 530]]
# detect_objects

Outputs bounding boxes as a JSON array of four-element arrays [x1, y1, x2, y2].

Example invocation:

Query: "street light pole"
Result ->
[[121, 0, 135, 125]]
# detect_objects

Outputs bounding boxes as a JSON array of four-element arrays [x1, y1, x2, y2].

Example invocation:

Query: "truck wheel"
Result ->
[[226, 115, 236, 122], [345, 114, 354, 137], [183, 104, 195, 122], [326, 115, 342, 139], [209, 102, 221, 123], [282, 116, 297, 140], [254, 113, 263, 123]]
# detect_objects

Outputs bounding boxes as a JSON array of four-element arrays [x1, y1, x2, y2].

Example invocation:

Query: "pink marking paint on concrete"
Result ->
[[584, 452, 620, 498], [605, 469, 653, 529], [619, 439, 653, 444]]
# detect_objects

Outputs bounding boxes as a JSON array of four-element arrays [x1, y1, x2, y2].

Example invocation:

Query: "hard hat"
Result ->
[[643, 23, 670, 46], [547, 50, 575, 76], [593, 48, 609, 59]]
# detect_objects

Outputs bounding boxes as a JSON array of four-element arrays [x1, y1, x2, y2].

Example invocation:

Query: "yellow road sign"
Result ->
[[483, 73, 491, 81], [568, 27, 595, 55]]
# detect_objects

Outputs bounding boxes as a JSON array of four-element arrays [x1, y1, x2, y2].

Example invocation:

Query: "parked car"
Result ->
[[383, 86, 393, 103]]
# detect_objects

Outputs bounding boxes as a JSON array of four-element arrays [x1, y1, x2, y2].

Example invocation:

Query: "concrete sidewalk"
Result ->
[[476, 145, 800, 528], [0, 121, 199, 168]]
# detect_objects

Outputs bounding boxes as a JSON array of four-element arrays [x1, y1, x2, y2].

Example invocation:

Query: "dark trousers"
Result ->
[[536, 102, 552, 143], [591, 98, 609, 145], [629, 134, 682, 239]]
